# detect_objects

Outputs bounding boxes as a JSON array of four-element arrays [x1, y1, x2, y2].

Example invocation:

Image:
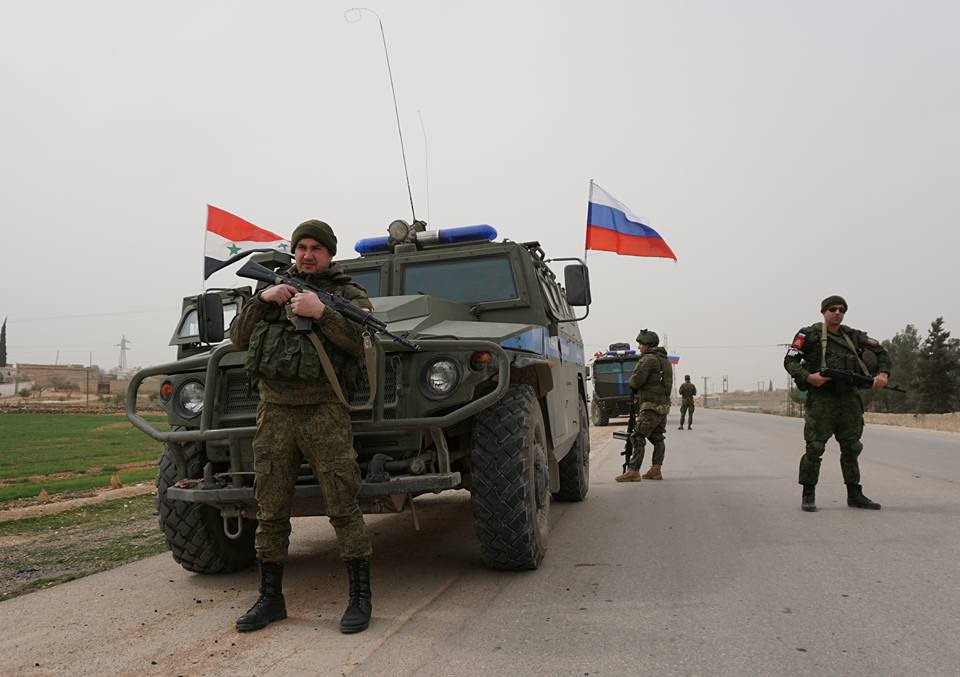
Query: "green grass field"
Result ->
[[0, 414, 167, 503]]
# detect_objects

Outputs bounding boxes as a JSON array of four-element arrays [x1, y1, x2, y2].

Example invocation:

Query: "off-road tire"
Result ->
[[554, 397, 589, 502], [590, 401, 609, 426], [157, 438, 256, 574], [470, 384, 549, 570]]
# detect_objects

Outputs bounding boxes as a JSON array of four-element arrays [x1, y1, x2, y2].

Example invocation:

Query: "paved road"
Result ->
[[2, 410, 959, 676]]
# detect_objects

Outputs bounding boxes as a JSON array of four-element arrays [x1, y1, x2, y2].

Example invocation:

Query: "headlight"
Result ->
[[177, 380, 205, 416], [422, 358, 460, 398]]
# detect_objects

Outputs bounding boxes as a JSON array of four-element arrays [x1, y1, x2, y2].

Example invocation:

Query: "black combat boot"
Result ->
[[236, 561, 287, 632], [847, 484, 882, 510], [340, 558, 372, 634], [801, 484, 817, 512]]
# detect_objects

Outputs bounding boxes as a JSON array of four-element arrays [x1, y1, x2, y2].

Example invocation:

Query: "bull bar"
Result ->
[[127, 339, 511, 498]]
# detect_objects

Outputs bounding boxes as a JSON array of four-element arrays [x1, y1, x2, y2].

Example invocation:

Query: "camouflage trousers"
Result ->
[[798, 389, 864, 486], [628, 409, 668, 469], [680, 402, 695, 426], [252, 401, 372, 563]]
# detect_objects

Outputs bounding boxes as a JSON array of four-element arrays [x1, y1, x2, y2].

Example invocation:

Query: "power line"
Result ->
[[8, 308, 174, 322]]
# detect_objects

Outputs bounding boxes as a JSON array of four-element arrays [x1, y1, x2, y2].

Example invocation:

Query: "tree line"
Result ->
[[865, 317, 959, 414]]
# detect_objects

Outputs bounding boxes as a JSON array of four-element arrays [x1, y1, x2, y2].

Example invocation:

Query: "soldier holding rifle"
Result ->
[[615, 329, 673, 482], [229, 220, 375, 633], [784, 295, 893, 512]]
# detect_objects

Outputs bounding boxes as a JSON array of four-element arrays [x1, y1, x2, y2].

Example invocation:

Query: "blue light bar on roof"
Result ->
[[437, 224, 497, 244], [354, 235, 391, 255], [354, 224, 498, 255]]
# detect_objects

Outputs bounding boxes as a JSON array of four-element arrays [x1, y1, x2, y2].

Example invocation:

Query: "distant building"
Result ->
[[15, 363, 101, 394]]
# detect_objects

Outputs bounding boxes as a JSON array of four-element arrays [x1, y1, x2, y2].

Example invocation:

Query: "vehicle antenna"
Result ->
[[345, 8, 417, 223], [418, 109, 431, 224]]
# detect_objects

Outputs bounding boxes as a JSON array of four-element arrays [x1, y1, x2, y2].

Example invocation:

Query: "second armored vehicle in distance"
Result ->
[[589, 342, 639, 426]]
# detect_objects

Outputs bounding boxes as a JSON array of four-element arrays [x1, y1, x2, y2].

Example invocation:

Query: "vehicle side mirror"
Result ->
[[198, 293, 225, 344], [564, 264, 591, 307], [585, 366, 591, 380]]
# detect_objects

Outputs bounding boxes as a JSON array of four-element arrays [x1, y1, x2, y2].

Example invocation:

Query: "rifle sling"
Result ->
[[286, 308, 377, 409], [820, 322, 872, 377]]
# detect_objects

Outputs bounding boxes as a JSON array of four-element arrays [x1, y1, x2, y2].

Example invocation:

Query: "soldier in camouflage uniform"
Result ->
[[678, 375, 696, 430], [229, 220, 374, 633], [784, 295, 891, 512], [615, 329, 673, 482]]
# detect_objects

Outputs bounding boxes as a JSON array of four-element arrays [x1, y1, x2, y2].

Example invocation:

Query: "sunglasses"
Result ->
[[825, 306, 846, 313]]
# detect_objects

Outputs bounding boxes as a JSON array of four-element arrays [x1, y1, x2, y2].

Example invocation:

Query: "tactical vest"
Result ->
[[244, 295, 362, 391], [637, 351, 673, 403]]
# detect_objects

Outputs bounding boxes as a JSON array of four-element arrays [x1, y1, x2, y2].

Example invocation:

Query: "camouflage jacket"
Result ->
[[628, 347, 673, 411], [679, 382, 697, 404], [783, 322, 891, 394], [230, 263, 372, 405]]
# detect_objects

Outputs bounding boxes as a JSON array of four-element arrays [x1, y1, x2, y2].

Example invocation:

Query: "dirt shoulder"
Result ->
[[864, 411, 960, 433], [0, 492, 165, 601]]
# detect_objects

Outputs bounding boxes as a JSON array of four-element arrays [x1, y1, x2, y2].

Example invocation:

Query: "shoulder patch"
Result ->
[[865, 337, 879, 347], [790, 333, 806, 350]]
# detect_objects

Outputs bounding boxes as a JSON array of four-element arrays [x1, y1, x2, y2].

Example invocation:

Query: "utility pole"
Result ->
[[702, 376, 709, 408]]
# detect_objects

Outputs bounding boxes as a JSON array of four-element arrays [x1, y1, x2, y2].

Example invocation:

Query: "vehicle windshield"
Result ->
[[349, 269, 381, 298], [593, 359, 638, 375], [401, 256, 517, 304], [177, 302, 239, 339]]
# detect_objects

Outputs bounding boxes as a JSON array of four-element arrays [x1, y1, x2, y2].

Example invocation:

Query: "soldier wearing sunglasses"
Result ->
[[783, 295, 891, 512]]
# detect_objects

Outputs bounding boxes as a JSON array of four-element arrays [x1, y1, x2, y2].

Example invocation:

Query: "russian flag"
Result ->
[[585, 182, 676, 260], [204, 205, 290, 278], [667, 355, 680, 365]]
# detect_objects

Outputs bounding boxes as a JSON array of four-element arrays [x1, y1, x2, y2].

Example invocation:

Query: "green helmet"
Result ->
[[636, 329, 659, 346]]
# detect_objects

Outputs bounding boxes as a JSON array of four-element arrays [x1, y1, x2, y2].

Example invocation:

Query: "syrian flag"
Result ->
[[204, 205, 290, 279]]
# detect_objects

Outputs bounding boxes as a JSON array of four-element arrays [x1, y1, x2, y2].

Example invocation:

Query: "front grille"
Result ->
[[224, 370, 259, 414], [222, 357, 400, 414], [349, 355, 400, 406]]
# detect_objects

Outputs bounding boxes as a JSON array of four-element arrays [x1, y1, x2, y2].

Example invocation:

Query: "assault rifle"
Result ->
[[612, 389, 638, 473], [818, 368, 907, 393], [236, 260, 420, 351]]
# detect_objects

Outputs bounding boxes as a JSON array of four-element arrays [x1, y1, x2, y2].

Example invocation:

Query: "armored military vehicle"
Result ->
[[589, 343, 639, 426], [127, 222, 591, 573]]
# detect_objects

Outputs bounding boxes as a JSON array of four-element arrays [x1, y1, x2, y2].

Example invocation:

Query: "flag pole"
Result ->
[[200, 204, 209, 294], [583, 178, 593, 265]]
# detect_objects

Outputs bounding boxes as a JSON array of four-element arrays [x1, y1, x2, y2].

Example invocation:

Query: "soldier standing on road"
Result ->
[[783, 295, 891, 512], [678, 375, 697, 430], [229, 220, 374, 633], [615, 329, 673, 482]]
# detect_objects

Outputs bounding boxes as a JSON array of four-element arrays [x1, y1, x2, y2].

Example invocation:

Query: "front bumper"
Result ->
[[167, 472, 462, 505]]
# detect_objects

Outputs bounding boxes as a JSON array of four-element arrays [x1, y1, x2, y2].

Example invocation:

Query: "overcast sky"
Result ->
[[2, 1, 958, 392]]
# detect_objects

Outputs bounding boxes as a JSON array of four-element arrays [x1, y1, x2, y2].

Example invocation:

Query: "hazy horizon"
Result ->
[[3, 1, 958, 392]]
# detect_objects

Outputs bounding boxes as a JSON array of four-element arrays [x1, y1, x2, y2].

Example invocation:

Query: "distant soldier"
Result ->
[[678, 375, 696, 430], [783, 295, 891, 512], [615, 329, 673, 482]]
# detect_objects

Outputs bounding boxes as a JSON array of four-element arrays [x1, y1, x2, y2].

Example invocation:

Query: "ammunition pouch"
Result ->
[[245, 320, 361, 389]]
